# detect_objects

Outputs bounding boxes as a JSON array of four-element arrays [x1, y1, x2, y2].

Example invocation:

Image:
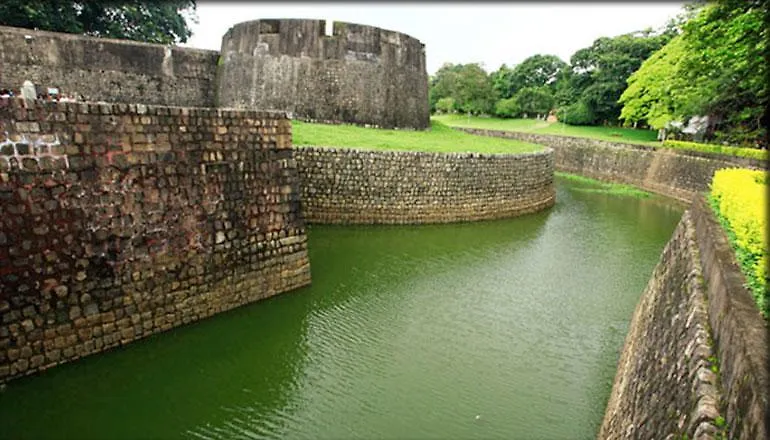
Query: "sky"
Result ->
[[182, 2, 685, 75]]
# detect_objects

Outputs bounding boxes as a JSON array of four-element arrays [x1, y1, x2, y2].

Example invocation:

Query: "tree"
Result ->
[[0, 0, 197, 44], [429, 63, 495, 115], [454, 64, 496, 115], [494, 97, 520, 118], [435, 97, 456, 113], [619, 0, 767, 145], [513, 87, 554, 118], [560, 29, 672, 125], [492, 55, 568, 100]]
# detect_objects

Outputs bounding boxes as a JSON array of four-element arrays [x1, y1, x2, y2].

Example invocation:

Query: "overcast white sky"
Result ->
[[182, 2, 685, 75]]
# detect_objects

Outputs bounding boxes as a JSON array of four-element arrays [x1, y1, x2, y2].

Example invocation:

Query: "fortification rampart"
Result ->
[[0, 25, 219, 107], [295, 146, 555, 224], [456, 128, 765, 203], [599, 198, 769, 439], [0, 20, 430, 130], [0, 98, 311, 383], [216, 19, 429, 129]]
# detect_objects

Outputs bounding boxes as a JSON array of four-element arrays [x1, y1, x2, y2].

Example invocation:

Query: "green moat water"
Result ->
[[0, 177, 684, 439]]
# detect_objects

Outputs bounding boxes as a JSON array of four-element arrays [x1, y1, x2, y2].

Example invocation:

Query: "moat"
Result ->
[[0, 176, 684, 439]]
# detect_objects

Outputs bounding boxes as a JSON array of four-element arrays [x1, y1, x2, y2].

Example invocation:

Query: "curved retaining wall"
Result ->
[[599, 198, 769, 439], [294, 146, 555, 224], [457, 128, 766, 203], [216, 19, 430, 130]]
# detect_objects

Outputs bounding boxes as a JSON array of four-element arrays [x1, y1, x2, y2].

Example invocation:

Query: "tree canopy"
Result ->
[[0, 0, 197, 44], [619, 0, 767, 146]]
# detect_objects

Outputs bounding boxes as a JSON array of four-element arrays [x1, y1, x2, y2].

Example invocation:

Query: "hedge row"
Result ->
[[663, 140, 769, 161], [709, 168, 769, 318]]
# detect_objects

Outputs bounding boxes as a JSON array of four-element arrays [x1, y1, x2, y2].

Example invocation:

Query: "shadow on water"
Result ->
[[0, 177, 684, 440]]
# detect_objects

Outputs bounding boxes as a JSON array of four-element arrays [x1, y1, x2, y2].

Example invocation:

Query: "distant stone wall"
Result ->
[[294, 146, 554, 224], [457, 128, 765, 203], [0, 25, 219, 107], [0, 98, 311, 383], [599, 198, 769, 440], [216, 19, 429, 130]]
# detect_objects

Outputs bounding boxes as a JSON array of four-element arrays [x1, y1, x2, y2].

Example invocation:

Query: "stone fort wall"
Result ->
[[295, 146, 555, 224], [599, 198, 769, 440], [0, 19, 430, 130], [216, 19, 430, 130], [0, 98, 311, 383], [0, 25, 220, 108], [456, 128, 765, 203]]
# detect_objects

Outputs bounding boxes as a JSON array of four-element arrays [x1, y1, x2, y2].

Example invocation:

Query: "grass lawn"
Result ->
[[292, 120, 544, 154], [432, 114, 661, 146]]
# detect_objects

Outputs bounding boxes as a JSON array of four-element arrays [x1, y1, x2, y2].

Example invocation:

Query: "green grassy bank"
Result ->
[[432, 114, 660, 145], [292, 120, 543, 154]]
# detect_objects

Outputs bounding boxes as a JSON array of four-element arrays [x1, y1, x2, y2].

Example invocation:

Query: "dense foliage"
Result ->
[[709, 169, 768, 318], [662, 140, 769, 161], [620, 0, 767, 147], [428, 1, 765, 148], [0, 0, 196, 44]]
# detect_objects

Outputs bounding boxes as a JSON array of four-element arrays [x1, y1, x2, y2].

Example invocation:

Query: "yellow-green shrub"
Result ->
[[664, 140, 769, 161], [709, 168, 769, 318]]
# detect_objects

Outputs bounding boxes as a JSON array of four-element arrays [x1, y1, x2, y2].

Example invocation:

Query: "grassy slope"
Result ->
[[432, 114, 660, 146], [292, 120, 543, 154]]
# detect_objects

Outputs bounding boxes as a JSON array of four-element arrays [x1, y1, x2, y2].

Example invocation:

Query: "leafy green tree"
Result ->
[[454, 64, 496, 115], [492, 55, 568, 100], [557, 101, 595, 126], [435, 97, 456, 113], [0, 0, 197, 44], [430, 63, 495, 115], [619, 0, 767, 145], [494, 97, 520, 118], [429, 63, 462, 112], [513, 87, 554, 118], [561, 29, 673, 125]]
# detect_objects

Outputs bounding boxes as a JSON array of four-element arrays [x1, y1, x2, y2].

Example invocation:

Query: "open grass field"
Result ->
[[432, 114, 660, 146], [292, 120, 544, 154]]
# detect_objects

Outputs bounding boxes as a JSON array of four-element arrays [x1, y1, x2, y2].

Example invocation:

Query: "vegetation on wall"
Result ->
[[0, 0, 197, 44], [709, 168, 769, 318]]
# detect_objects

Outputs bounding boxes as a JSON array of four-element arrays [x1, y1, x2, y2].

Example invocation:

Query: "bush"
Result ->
[[435, 97, 456, 113], [494, 97, 520, 118], [663, 140, 769, 161], [556, 101, 595, 125], [709, 169, 769, 318]]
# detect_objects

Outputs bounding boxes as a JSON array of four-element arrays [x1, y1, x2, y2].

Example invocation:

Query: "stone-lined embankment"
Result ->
[[456, 128, 765, 203], [0, 98, 311, 383], [294, 146, 555, 224], [599, 197, 769, 439]]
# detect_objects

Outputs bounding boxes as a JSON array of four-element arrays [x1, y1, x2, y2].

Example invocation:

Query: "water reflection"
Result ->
[[0, 178, 683, 440]]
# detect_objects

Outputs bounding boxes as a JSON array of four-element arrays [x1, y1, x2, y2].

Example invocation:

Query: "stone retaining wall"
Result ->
[[0, 98, 311, 383], [0, 25, 219, 108], [599, 198, 769, 439], [294, 146, 555, 224], [456, 128, 764, 203]]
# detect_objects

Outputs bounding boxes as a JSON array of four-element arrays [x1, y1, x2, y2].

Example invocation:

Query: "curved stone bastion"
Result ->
[[294, 147, 555, 224], [216, 19, 430, 130]]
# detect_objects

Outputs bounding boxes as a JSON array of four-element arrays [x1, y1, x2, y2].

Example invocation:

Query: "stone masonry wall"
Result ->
[[294, 146, 554, 224], [599, 198, 769, 439], [216, 19, 430, 130], [0, 98, 311, 383], [599, 209, 724, 439], [0, 25, 219, 107], [690, 197, 769, 440], [457, 128, 765, 203]]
